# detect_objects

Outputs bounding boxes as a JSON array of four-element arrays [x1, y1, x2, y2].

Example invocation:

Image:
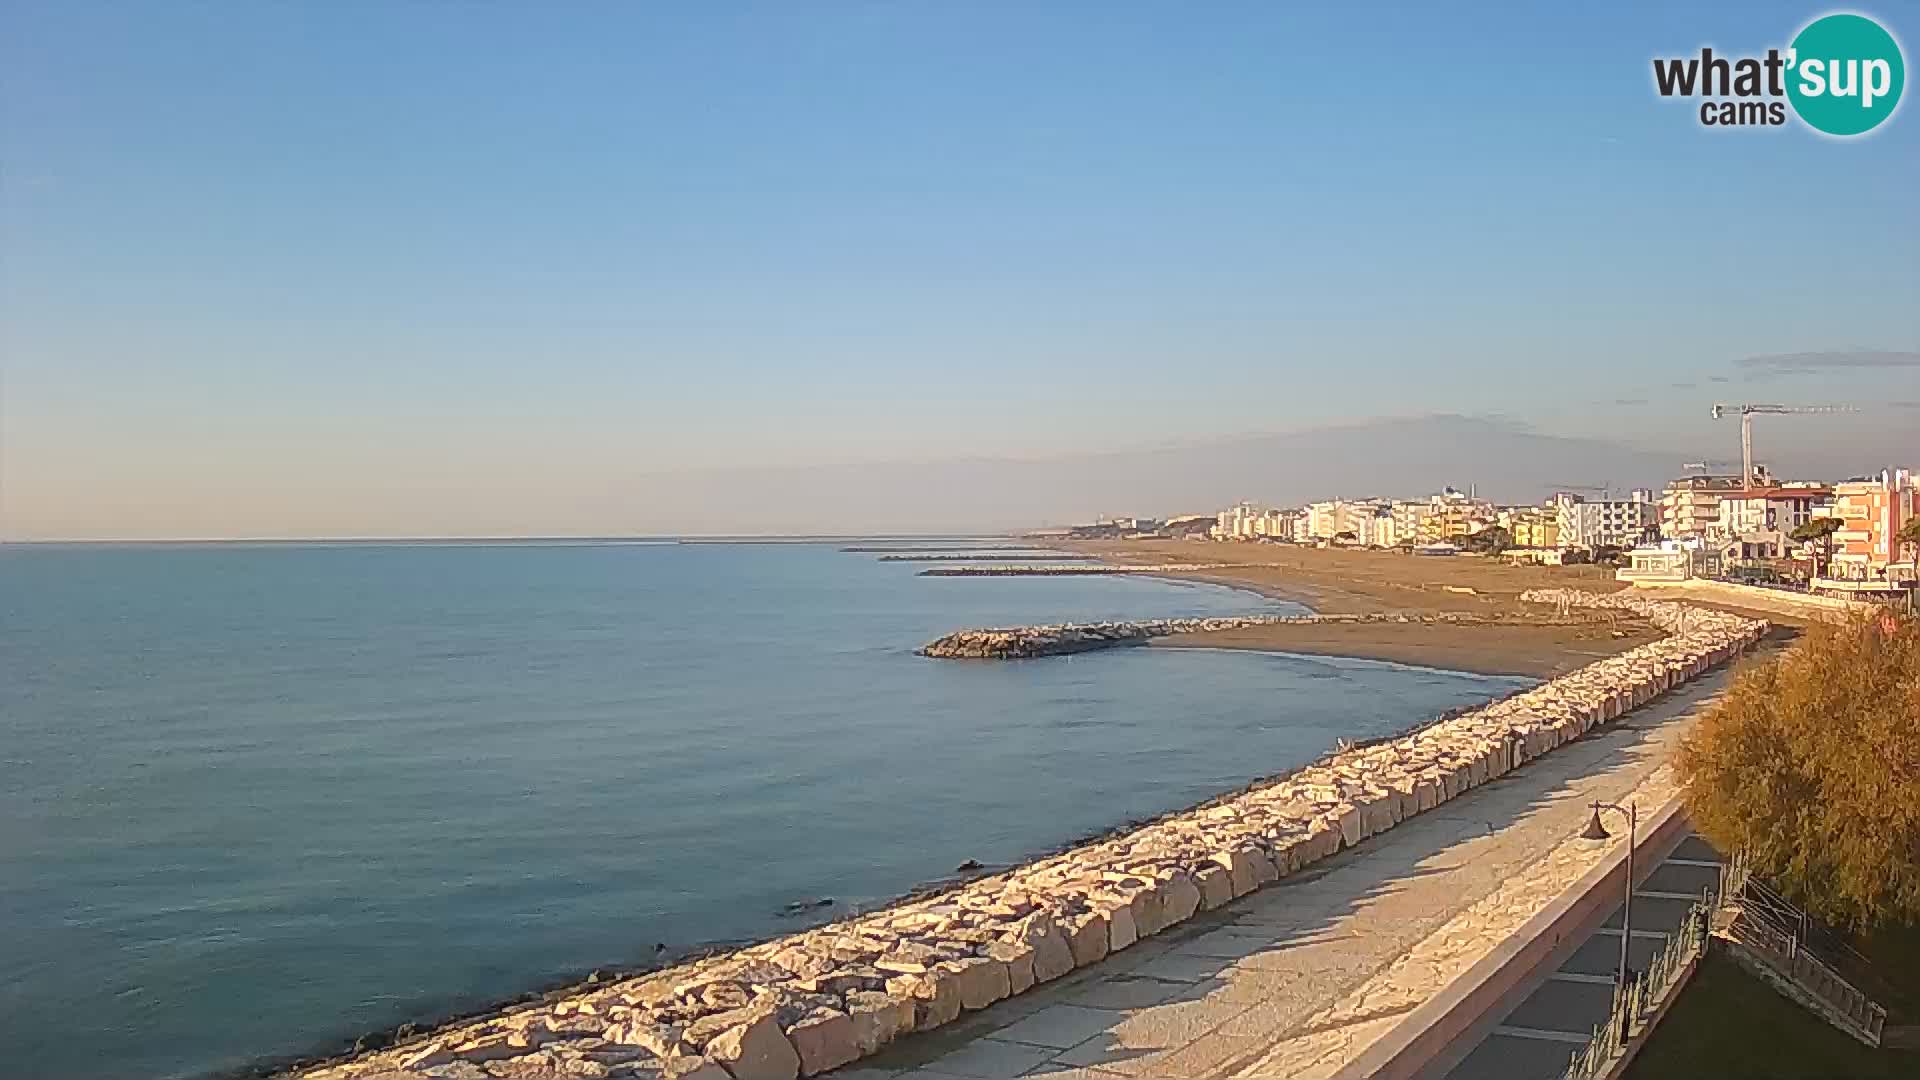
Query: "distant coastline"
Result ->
[[1023, 538, 1661, 678], [0, 533, 1020, 547]]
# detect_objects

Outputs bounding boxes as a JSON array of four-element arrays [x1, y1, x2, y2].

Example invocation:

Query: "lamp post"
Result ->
[[1581, 800, 1638, 1045]]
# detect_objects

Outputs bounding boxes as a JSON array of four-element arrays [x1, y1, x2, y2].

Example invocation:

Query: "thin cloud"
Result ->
[[1613, 396, 1649, 407], [1739, 349, 1920, 377], [1892, 400, 1920, 411], [1669, 380, 1696, 390], [1707, 375, 1731, 384]]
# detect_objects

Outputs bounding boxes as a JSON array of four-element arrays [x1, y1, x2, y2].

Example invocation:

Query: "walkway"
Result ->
[[826, 666, 1738, 1080], [1434, 833, 1725, 1080]]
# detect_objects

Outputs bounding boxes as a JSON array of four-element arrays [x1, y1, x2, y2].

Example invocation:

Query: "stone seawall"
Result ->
[[919, 612, 1520, 659], [288, 591, 1766, 1080], [1623, 578, 1865, 619]]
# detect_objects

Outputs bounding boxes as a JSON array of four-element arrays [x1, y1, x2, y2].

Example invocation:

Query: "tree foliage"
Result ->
[[1790, 517, 1842, 543], [1466, 525, 1512, 553], [1790, 517, 1843, 577], [1899, 515, 1920, 563], [1677, 611, 1920, 929]]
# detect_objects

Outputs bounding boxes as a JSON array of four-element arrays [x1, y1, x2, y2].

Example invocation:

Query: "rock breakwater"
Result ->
[[918, 612, 1600, 660], [287, 590, 1764, 1080], [917, 563, 1221, 577], [876, 554, 1096, 563], [838, 544, 1020, 553]]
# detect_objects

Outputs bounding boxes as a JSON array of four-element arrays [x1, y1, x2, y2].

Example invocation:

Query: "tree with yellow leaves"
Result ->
[[1677, 609, 1920, 929]]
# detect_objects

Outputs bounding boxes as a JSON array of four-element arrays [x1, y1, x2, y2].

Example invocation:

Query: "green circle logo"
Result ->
[[1786, 13, 1905, 136]]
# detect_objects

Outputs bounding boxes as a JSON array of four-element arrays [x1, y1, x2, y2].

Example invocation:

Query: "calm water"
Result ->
[[0, 543, 1530, 1079]]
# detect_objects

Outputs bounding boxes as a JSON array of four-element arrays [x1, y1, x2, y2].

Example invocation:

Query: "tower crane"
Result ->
[[1710, 404, 1857, 490], [1550, 483, 1615, 500]]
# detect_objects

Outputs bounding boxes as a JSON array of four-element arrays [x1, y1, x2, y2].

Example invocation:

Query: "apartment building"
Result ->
[[1212, 503, 1302, 541], [1714, 485, 1831, 538], [1305, 501, 1340, 540], [1830, 469, 1917, 577], [1254, 508, 1298, 539], [1660, 475, 1746, 539], [1415, 488, 1493, 543], [1359, 506, 1401, 548], [1508, 507, 1561, 549], [1553, 490, 1657, 550], [1390, 500, 1425, 544], [1302, 498, 1394, 542]]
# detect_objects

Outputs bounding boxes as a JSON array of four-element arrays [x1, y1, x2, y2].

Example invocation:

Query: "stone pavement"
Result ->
[[827, 668, 1736, 1080]]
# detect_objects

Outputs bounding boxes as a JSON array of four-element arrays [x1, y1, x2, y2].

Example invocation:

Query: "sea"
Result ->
[[0, 541, 1533, 1080]]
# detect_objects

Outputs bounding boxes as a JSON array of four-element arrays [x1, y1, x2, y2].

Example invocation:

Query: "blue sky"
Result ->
[[2, 2, 1915, 537]]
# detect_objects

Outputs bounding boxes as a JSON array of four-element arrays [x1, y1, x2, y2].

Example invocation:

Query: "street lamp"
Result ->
[[1581, 800, 1639, 1044]]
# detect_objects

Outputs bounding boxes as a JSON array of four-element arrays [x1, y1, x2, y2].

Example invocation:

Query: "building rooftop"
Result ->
[[1665, 475, 1747, 491], [1722, 486, 1833, 500]]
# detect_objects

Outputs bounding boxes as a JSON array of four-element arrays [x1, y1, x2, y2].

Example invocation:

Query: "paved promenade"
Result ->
[[828, 667, 1734, 1080]]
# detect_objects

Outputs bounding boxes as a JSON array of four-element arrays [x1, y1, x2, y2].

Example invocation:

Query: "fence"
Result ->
[[1560, 890, 1716, 1079], [1720, 876, 1888, 1045]]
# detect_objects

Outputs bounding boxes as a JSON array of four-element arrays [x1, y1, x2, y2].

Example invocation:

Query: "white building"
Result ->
[[1616, 538, 1713, 583], [1306, 501, 1340, 540], [1375, 509, 1400, 548], [1554, 490, 1657, 550], [1660, 475, 1747, 540], [1252, 508, 1297, 539], [1391, 500, 1425, 544], [1713, 485, 1831, 540], [1213, 503, 1300, 541]]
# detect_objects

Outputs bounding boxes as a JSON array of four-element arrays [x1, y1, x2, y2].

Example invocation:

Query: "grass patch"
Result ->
[[1853, 921, 1920, 1023], [1625, 952, 1920, 1079]]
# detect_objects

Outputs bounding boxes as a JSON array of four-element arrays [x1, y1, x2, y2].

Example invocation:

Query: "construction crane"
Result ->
[[1681, 459, 1738, 473], [1711, 403, 1857, 490], [1550, 483, 1615, 499]]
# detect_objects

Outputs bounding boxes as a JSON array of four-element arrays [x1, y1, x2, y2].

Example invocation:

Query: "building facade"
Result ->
[[1616, 539, 1713, 583], [1660, 475, 1745, 540], [1508, 508, 1561, 549], [1713, 485, 1830, 539], [1305, 501, 1339, 540], [1553, 491, 1657, 550], [1830, 469, 1917, 577]]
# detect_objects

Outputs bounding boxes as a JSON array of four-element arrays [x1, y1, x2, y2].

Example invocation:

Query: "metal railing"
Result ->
[[1720, 876, 1887, 1045], [1561, 852, 1891, 1078], [1562, 891, 1716, 1079]]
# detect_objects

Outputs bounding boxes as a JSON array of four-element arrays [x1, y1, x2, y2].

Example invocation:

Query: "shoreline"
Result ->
[[231, 555, 1629, 1079], [1151, 621, 1662, 679], [1151, 642, 1553, 682], [278, 590, 1770, 1080], [246, 669, 1534, 1080], [216, 569, 1402, 1079], [1041, 540, 1659, 676]]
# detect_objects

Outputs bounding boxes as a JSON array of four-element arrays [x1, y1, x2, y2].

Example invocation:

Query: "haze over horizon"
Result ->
[[3, 2, 1915, 539]]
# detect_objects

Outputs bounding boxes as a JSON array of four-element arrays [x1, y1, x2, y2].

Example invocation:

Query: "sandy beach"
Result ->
[[1063, 540, 1664, 677]]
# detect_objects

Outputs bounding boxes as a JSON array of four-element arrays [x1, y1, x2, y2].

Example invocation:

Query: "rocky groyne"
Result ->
[[286, 590, 1765, 1080], [838, 544, 1021, 553], [918, 563, 1221, 577], [876, 554, 1096, 563], [918, 611, 1604, 660]]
